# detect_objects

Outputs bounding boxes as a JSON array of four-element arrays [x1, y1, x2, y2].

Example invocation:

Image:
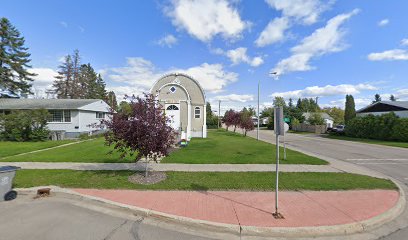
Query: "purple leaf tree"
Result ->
[[102, 93, 175, 177]]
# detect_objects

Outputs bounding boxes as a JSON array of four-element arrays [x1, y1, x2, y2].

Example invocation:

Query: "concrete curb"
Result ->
[[15, 185, 405, 238]]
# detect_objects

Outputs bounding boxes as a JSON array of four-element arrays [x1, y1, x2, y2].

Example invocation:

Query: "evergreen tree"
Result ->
[[53, 54, 74, 98], [372, 93, 381, 104], [53, 51, 81, 99], [344, 95, 356, 125], [288, 98, 294, 108], [53, 50, 106, 99], [106, 91, 117, 110], [0, 17, 36, 95], [390, 94, 397, 101]]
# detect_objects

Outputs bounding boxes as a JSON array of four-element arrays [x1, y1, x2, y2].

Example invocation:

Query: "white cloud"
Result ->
[[255, 17, 289, 47], [165, 0, 249, 42], [401, 38, 408, 46], [320, 97, 372, 110], [60, 21, 68, 28], [396, 89, 408, 99], [377, 19, 389, 27], [272, 9, 359, 75], [368, 49, 408, 61], [211, 94, 254, 103], [220, 47, 264, 67], [271, 83, 377, 99], [265, 0, 331, 25], [175, 63, 238, 92], [28, 68, 58, 97], [256, 0, 333, 47], [157, 34, 178, 47], [102, 57, 239, 96]]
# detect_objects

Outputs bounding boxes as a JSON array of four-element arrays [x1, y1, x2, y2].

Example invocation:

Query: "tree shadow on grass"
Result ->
[[190, 183, 209, 192]]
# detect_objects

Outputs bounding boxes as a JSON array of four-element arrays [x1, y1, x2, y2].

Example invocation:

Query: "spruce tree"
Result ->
[[372, 93, 381, 104], [53, 54, 74, 98], [0, 17, 36, 95], [390, 94, 397, 101], [344, 95, 356, 125]]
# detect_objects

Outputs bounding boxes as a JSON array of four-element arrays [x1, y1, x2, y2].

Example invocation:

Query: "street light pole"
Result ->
[[257, 79, 260, 140]]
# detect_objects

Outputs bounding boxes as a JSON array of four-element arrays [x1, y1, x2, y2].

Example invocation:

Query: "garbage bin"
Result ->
[[0, 166, 20, 201]]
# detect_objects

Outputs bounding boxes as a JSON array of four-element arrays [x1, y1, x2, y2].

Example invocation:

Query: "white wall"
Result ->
[[47, 110, 109, 133], [357, 111, 408, 118], [47, 110, 80, 132]]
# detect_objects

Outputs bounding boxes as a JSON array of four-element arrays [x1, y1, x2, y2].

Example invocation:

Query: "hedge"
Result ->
[[345, 112, 408, 142]]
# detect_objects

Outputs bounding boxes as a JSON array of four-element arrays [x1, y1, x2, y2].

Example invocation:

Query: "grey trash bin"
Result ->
[[0, 166, 20, 201]]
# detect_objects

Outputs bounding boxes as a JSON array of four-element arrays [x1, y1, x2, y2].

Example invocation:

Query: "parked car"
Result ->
[[332, 125, 345, 133]]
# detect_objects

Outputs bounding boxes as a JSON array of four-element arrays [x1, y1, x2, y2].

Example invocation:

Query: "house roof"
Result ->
[[356, 101, 408, 113], [0, 99, 104, 110], [302, 112, 334, 120]]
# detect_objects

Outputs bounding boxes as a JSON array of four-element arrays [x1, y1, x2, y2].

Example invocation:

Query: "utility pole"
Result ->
[[218, 100, 221, 129]]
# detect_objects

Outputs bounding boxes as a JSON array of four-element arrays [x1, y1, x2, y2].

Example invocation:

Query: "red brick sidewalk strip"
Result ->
[[73, 189, 399, 228]]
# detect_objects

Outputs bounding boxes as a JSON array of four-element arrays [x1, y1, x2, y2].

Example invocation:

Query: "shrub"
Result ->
[[345, 112, 407, 142], [392, 118, 408, 142], [0, 109, 50, 142], [308, 113, 325, 125]]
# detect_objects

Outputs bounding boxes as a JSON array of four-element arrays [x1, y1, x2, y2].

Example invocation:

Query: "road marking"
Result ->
[[356, 162, 408, 165], [346, 159, 408, 161]]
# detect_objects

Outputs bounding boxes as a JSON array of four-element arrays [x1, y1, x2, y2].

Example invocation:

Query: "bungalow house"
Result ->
[[0, 99, 110, 138], [357, 101, 408, 118], [302, 112, 334, 128]]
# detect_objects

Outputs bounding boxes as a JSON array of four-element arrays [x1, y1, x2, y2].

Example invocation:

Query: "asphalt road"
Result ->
[[0, 193, 220, 240], [250, 130, 408, 240]]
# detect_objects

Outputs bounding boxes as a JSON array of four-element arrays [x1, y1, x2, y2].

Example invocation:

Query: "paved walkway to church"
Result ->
[[0, 162, 341, 172], [73, 188, 399, 228]]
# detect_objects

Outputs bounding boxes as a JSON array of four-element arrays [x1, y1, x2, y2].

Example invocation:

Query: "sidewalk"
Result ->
[[73, 188, 399, 228], [0, 162, 341, 172]]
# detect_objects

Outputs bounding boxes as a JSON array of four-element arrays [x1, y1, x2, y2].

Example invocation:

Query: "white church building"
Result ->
[[151, 73, 207, 139]]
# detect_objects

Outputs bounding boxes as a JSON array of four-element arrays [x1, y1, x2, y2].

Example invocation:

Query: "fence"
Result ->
[[292, 123, 327, 134]]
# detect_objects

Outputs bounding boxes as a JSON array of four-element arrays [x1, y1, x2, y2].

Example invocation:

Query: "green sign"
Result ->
[[284, 117, 290, 123]]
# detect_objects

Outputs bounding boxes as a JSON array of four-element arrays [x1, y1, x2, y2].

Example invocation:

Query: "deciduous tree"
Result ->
[[103, 93, 175, 177]]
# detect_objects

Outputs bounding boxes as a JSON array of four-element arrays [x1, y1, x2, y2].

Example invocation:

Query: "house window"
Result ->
[[194, 107, 200, 118], [166, 105, 179, 110], [169, 86, 176, 93], [48, 110, 71, 122], [96, 112, 105, 119]]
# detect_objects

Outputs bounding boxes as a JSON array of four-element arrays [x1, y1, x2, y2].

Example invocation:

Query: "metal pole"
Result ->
[[218, 100, 221, 129], [257, 79, 260, 140], [275, 134, 280, 214], [283, 135, 286, 160]]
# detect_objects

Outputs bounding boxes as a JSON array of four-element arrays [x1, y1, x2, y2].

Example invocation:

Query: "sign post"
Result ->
[[273, 107, 285, 219]]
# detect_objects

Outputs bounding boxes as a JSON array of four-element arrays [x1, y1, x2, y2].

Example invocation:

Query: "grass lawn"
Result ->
[[2, 138, 133, 163], [14, 170, 397, 191], [325, 135, 408, 148], [162, 130, 327, 165], [288, 130, 314, 135], [0, 140, 75, 158]]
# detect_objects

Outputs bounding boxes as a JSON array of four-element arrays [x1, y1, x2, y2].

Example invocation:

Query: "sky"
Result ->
[[2, 0, 408, 113]]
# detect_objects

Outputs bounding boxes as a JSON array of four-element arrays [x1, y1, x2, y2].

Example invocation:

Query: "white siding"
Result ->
[[47, 110, 80, 132], [47, 110, 109, 133], [78, 110, 108, 133]]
